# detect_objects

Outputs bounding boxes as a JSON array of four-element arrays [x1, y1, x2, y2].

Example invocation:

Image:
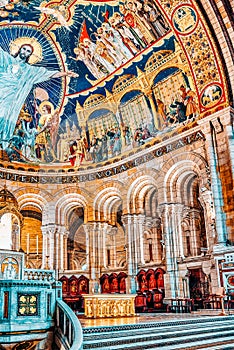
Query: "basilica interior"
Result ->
[[0, 0, 234, 349]]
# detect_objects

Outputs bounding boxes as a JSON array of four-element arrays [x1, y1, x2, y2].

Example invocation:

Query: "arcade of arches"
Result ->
[[0, 0, 234, 314]]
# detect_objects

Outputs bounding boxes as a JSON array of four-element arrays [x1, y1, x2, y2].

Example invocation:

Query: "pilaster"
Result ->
[[198, 117, 228, 250], [159, 204, 180, 299], [122, 215, 137, 294]]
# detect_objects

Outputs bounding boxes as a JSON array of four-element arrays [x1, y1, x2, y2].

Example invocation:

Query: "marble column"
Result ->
[[198, 188, 216, 253], [41, 227, 47, 269], [41, 224, 58, 270], [83, 223, 100, 293], [152, 218, 164, 263], [221, 108, 234, 242], [110, 227, 118, 268], [48, 226, 56, 270], [136, 214, 145, 265], [96, 222, 113, 270], [159, 204, 180, 299], [122, 215, 137, 294], [198, 119, 228, 250], [63, 232, 68, 270], [55, 225, 68, 271]]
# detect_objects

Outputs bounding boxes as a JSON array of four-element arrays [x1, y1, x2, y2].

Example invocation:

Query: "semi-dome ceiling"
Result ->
[[0, 0, 229, 169]]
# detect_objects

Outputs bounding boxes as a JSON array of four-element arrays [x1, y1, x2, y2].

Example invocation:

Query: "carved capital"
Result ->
[[211, 118, 223, 134], [121, 214, 132, 226]]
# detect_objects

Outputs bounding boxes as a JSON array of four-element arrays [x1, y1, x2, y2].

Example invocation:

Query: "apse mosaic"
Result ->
[[0, 0, 228, 167]]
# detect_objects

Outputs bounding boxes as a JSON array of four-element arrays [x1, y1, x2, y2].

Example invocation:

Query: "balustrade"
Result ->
[[55, 299, 83, 350], [24, 268, 55, 281]]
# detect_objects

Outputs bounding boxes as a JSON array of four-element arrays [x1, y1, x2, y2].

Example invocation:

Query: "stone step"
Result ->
[[196, 309, 232, 316], [83, 324, 234, 349], [149, 336, 234, 350], [83, 319, 233, 342], [84, 332, 234, 350], [195, 344, 234, 350], [82, 316, 232, 335]]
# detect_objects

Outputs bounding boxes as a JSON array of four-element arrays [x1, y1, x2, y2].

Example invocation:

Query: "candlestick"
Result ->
[[27, 233, 30, 254], [36, 235, 39, 255], [45, 235, 48, 256], [18, 231, 21, 252]]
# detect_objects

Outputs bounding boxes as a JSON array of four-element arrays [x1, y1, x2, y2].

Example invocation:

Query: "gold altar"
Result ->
[[83, 294, 136, 318]]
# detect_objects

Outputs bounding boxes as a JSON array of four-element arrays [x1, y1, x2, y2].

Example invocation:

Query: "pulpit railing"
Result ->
[[55, 299, 83, 350], [24, 268, 55, 281]]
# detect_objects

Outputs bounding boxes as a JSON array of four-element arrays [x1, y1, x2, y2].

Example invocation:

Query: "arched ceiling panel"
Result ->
[[0, 0, 229, 171]]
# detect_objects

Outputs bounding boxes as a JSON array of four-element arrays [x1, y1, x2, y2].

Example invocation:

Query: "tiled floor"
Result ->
[[78, 312, 212, 328]]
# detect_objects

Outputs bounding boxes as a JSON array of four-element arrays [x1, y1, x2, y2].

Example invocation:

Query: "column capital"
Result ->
[[121, 214, 133, 226], [152, 217, 162, 228], [133, 214, 145, 225], [105, 226, 117, 235], [197, 107, 234, 133], [158, 202, 184, 216], [56, 225, 68, 235], [82, 222, 97, 233], [198, 187, 215, 220], [41, 223, 57, 234]]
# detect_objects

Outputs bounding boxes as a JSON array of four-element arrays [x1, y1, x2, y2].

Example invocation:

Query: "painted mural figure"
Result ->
[[82, 38, 113, 76], [73, 44, 106, 80], [2, 258, 18, 279], [35, 101, 58, 162], [112, 127, 122, 156], [68, 136, 87, 167], [119, 4, 146, 49], [143, 3, 168, 39], [112, 12, 140, 53], [156, 99, 167, 126], [0, 41, 78, 150], [95, 27, 121, 67], [5, 129, 25, 162], [179, 85, 198, 120], [123, 125, 132, 146], [21, 121, 38, 161], [125, 1, 153, 46], [100, 133, 108, 160], [101, 22, 133, 62]]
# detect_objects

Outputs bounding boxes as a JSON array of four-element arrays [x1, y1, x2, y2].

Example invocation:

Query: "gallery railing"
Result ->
[[55, 299, 83, 350], [24, 268, 55, 281]]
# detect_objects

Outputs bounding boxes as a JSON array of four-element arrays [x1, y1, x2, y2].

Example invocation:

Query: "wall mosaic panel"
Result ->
[[0, 0, 228, 168]]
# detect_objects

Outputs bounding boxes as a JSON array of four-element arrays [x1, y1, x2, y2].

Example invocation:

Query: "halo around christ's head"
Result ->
[[10, 36, 43, 64]]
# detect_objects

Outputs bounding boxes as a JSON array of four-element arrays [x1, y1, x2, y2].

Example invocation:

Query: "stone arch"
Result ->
[[55, 192, 88, 226], [14, 187, 52, 212], [93, 185, 123, 223], [159, 152, 208, 203], [127, 174, 159, 214], [160, 152, 209, 258]]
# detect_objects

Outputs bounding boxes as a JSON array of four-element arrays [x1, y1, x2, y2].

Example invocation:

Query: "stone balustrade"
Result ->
[[24, 268, 55, 281], [55, 299, 83, 350]]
